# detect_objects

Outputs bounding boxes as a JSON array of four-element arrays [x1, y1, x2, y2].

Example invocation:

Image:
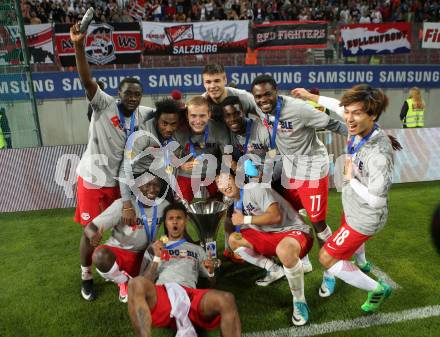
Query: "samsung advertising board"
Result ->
[[1, 65, 440, 101]]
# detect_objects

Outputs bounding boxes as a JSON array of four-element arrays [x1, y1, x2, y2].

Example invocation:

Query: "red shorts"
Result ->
[[282, 175, 328, 222], [151, 285, 221, 330], [323, 215, 371, 260], [176, 175, 218, 202], [74, 176, 120, 226], [241, 228, 313, 258], [94, 245, 143, 277]]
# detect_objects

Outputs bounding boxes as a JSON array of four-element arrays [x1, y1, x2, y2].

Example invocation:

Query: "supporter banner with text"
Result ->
[[2, 65, 440, 101], [422, 22, 440, 49], [25, 23, 55, 64], [1, 24, 54, 65], [54, 22, 142, 66], [142, 20, 248, 55], [340, 23, 411, 56], [253, 21, 327, 50]]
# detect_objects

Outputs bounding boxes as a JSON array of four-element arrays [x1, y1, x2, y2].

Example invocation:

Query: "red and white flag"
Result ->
[[129, 0, 146, 21]]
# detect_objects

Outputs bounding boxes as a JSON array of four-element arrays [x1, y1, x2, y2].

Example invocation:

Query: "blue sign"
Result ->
[[1, 65, 440, 101]]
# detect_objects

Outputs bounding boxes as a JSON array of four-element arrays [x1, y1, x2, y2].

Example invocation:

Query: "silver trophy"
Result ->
[[186, 200, 229, 268]]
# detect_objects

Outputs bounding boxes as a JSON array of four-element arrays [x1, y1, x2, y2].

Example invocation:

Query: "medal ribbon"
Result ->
[[347, 123, 378, 155], [233, 188, 244, 233], [189, 126, 209, 159], [241, 118, 253, 155], [137, 201, 158, 242], [165, 239, 187, 250], [265, 96, 283, 151]]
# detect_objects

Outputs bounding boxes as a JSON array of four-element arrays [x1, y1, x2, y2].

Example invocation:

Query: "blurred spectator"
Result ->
[[19, 0, 439, 24]]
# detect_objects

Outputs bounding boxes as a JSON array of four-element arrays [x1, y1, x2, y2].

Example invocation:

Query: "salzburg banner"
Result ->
[[422, 22, 440, 49], [142, 20, 248, 55], [253, 21, 327, 50], [340, 23, 411, 56], [25, 24, 55, 64], [54, 22, 142, 66]]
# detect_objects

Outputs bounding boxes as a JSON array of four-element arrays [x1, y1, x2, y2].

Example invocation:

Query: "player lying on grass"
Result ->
[[216, 172, 314, 326], [313, 84, 395, 312], [127, 202, 241, 337], [84, 174, 169, 303]]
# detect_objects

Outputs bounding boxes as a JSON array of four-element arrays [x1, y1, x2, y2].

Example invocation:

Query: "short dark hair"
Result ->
[[202, 64, 225, 75], [163, 202, 187, 219], [154, 98, 182, 119], [221, 95, 242, 109], [251, 75, 277, 91], [118, 77, 143, 91], [340, 84, 389, 120]]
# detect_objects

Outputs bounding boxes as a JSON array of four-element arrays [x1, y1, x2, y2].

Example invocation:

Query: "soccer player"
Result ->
[[251, 75, 347, 297], [119, 98, 183, 224], [70, 23, 154, 301], [84, 175, 169, 303], [317, 84, 394, 313], [175, 96, 230, 202], [202, 63, 258, 121], [127, 203, 241, 337], [216, 172, 314, 326]]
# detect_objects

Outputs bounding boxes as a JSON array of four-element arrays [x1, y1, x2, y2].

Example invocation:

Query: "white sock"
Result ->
[[354, 243, 367, 266], [97, 262, 129, 284], [328, 260, 378, 292], [283, 260, 305, 302], [301, 254, 311, 266], [81, 265, 93, 280], [234, 247, 275, 271], [317, 225, 332, 242]]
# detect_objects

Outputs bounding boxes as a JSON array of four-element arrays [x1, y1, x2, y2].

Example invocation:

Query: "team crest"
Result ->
[[85, 24, 116, 65]]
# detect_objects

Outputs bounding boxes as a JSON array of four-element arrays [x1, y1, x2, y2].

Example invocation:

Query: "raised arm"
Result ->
[[70, 23, 97, 101]]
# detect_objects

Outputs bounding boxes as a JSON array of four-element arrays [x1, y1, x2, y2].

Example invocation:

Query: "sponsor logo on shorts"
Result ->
[[81, 212, 91, 221]]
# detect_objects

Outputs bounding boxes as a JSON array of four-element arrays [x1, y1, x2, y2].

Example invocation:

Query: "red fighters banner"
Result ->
[[340, 23, 411, 56], [253, 21, 328, 50], [54, 22, 142, 66]]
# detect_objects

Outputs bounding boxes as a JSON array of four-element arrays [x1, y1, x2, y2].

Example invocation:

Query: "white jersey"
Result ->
[[175, 119, 230, 178], [241, 183, 311, 234], [76, 87, 154, 187], [342, 129, 394, 236], [256, 95, 346, 180], [141, 241, 209, 289], [92, 197, 169, 252]]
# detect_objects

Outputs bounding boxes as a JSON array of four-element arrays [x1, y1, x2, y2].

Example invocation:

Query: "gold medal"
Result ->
[[199, 142, 205, 149], [126, 150, 134, 159], [165, 165, 173, 174], [159, 236, 169, 244], [231, 232, 242, 240], [268, 149, 276, 158]]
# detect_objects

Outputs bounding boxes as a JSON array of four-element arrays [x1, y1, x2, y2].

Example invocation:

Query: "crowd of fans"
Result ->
[[22, 0, 440, 25]]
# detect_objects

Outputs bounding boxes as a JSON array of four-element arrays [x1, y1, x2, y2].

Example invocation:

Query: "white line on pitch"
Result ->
[[243, 305, 440, 337], [371, 265, 402, 289]]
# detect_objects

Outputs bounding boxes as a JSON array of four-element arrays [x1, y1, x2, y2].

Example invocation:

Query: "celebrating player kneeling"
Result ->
[[128, 203, 241, 337], [84, 175, 169, 303], [216, 172, 314, 326], [318, 85, 395, 313]]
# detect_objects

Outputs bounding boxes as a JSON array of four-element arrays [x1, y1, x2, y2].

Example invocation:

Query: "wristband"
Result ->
[[153, 256, 161, 264], [244, 216, 252, 225]]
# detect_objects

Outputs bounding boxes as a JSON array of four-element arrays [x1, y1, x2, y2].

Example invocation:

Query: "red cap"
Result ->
[[171, 89, 182, 101]]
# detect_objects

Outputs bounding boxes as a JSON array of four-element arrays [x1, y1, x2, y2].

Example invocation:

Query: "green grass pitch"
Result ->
[[1, 181, 440, 337]]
